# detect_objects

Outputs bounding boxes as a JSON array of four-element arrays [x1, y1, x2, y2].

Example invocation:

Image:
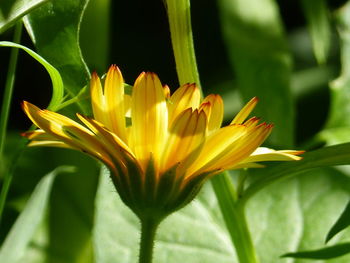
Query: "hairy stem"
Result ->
[[138, 218, 159, 263]]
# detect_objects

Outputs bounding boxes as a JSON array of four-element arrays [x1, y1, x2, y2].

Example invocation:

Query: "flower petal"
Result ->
[[210, 123, 274, 172], [168, 83, 200, 125], [186, 124, 247, 176], [77, 114, 140, 175], [91, 65, 127, 142], [200, 94, 224, 133], [90, 72, 105, 124], [231, 97, 258, 124], [239, 147, 304, 163], [130, 72, 168, 171], [161, 108, 207, 173], [22, 130, 74, 149], [188, 123, 273, 177], [22, 101, 114, 169]]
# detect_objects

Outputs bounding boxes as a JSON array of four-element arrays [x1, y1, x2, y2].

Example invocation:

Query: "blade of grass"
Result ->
[[0, 166, 75, 263], [282, 243, 350, 260], [326, 200, 350, 243], [0, 22, 22, 226], [0, 41, 64, 111]]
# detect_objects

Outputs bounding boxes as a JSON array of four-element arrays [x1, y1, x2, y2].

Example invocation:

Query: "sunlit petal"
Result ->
[[168, 83, 200, 125], [22, 101, 114, 169], [161, 108, 207, 172], [130, 72, 168, 171], [231, 97, 258, 124], [200, 94, 224, 133], [186, 124, 247, 176], [239, 147, 304, 163]]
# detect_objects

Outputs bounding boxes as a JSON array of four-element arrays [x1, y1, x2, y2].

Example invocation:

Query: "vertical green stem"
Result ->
[[164, 0, 201, 89], [165, 1, 259, 262], [0, 22, 23, 225], [138, 218, 159, 263], [211, 173, 260, 263], [0, 22, 22, 164]]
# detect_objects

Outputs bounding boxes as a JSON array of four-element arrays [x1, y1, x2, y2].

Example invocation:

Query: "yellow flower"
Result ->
[[22, 65, 303, 220]]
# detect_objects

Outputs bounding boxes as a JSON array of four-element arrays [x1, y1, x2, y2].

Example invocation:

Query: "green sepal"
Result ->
[[155, 163, 180, 209], [108, 161, 135, 209], [109, 153, 143, 213], [165, 173, 209, 213], [143, 155, 158, 206]]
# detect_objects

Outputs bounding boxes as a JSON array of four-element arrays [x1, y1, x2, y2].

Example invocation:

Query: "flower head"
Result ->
[[22, 65, 303, 221]]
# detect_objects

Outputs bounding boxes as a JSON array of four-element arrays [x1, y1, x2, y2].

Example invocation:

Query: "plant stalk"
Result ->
[[0, 22, 22, 165], [0, 22, 23, 225], [165, 1, 259, 262], [164, 0, 201, 90], [211, 173, 260, 263], [138, 218, 159, 263]]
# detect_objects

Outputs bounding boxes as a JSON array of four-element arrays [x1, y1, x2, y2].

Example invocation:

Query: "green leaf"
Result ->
[[94, 166, 350, 262], [282, 243, 350, 260], [326, 200, 350, 243], [93, 167, 236, 263], [243, 142, 350, 201], [80, 0, 110, 72], [320, 2, 350, 145], [250, 168, 350, 263], [0, 41, 64, 110], [0, 0, 48, 33], [23, 0, 91, 113], [300, 0, 331, 64], [217, 0, 294, 146], [0, 166, 74, 263]]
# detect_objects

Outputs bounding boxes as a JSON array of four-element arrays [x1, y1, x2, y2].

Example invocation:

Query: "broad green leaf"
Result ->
[[23, 0, 91, 113], [243, 143, 350, 201], [320, 2, 350, 145], [300, 0, 331, 64], [217, 0, 294, 146], [93, 167, 236, 263], [0, 41, 64, 110], [282, 243, 350, 260], [0, 166, 73, 263], [0, 0, 48, 33], [326, 200, 350, 243], [80, 0, 110, 72], [93, 166, 350, 263], [250, 168, 350, 263]]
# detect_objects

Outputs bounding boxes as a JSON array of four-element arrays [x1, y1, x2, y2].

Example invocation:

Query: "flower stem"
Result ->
[[211, 173, 260, 263], [165, 1, 259, 262], [0, 22, 22, 225], [138, 218, 159, 263], [164, 0, 201, 90]]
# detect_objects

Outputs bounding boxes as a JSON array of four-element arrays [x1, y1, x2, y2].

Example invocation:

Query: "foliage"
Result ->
[[1, 0, 350, 262]]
